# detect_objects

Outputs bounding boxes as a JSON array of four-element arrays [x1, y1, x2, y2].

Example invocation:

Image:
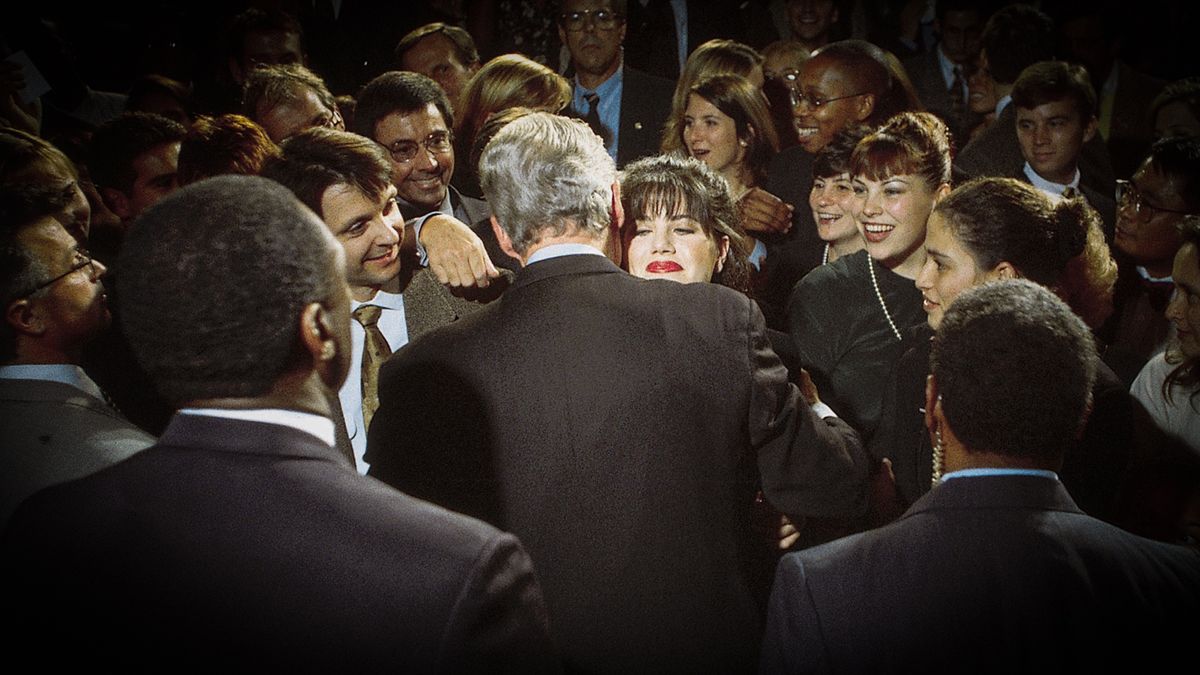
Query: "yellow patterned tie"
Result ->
[[352, 305, 392, 433]]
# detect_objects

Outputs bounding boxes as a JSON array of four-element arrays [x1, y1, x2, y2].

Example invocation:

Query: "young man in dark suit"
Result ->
[[1, 175, 557, 670], [367, 112, 866, 672], [762, 280, 1200, 673], [261, 127, 502, 472]]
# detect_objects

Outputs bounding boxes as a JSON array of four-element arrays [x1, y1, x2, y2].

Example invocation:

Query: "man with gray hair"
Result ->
[[367, 112, 866, 671]]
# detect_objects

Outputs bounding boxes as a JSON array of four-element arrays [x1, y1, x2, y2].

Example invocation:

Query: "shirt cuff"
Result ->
[[408, 213, 438, 267], [810, 401, 837, 420]]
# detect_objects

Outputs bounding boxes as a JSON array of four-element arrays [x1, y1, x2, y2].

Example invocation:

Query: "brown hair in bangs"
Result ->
[[849, 111, 951, 189]]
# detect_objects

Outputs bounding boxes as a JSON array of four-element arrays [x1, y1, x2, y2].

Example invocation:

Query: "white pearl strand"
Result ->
[[867, 254, 903, 341]]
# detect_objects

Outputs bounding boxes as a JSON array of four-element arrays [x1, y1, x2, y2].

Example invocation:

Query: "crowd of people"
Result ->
[[2, 0, 1198, 670]]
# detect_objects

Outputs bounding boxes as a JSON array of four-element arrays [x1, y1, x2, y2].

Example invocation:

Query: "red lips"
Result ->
[[646, 260, 684, 273]]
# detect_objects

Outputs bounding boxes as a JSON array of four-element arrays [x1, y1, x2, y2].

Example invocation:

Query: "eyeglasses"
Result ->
[[23, 248, 97, 297], [1116, 179, 1195, 219], [789, 89, 869, 109], [383, 130, 454, 163], [558, 9, 623, 31]]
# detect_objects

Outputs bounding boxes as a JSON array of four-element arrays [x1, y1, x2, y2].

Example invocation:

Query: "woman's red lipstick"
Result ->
[[646, 260, 683, 273]]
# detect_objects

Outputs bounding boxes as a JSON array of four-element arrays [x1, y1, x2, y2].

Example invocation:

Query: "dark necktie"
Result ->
[[949, 65, 965, 124], [1062, 186, 1079, 200], [352, 305, 392, 433], [583, 92, 611, 146]]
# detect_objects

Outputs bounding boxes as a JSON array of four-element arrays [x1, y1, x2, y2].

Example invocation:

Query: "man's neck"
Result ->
[[577, 60, 621, 91], [352, 275, 401, 303], [521, 233, 614, 266]]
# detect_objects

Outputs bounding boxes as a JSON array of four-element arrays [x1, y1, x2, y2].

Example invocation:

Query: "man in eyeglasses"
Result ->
[[558, 0, 673, 167], [0, 185, 153, 527], [354, 70, 514, 277], [1101, 136, 1200, 384], [243, 63, 345, 144], [261, 127, 497, 473]]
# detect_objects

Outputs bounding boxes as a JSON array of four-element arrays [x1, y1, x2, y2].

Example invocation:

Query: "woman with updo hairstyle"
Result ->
[[661, 39, 765, 156], [452, 54, 571, 197], [869, 177, 1134, 526], [787, 111, 951, 446]]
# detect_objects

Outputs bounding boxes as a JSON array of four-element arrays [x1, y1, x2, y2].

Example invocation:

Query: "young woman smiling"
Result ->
[[870, 177, 1134, 526], [786, 112, 951, 444]]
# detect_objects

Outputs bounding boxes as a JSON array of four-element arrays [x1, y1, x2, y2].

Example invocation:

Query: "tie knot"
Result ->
[[585, 92, 599, 108], [353, 304, 383, 327], [1062, 186, 1079, 199]]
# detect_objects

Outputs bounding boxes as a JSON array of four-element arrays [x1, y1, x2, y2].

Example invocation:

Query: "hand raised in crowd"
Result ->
[[419, 214, 502, 288], [738, 187, 793, 235]]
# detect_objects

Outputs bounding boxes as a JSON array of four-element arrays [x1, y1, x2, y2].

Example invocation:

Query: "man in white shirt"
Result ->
[[261, 127, 496, 472], [0, 185, 152, 526]]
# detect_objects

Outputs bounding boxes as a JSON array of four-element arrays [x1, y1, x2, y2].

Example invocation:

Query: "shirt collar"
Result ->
[[526, 243, 607, 266], [1023, 162, 1080, 197], [351, 287, 405, 311], [940, 467, 1059, 483], [574, 60, 624, 99], [0, 363, 104, 400], [936, 46, 958, 87], [995, 94, 1011, 119], [1136, 266, 1173, 284], [176, 408, 336, 447], [398, 190, 453, 219]]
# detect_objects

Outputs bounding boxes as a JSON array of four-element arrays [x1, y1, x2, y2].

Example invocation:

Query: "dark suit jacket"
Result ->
[[954, 103, 1116, 198], [2, 414, 557, 671], [367, 253, 866, 673], [903, 49, 982, 147], [1008, 165, 1118, 241], [762, 475, 1200, 673], [0, 378, 153, 526], [568, 66, 674, 168]]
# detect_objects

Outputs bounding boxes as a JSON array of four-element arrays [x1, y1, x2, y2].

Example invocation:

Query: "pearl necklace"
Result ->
[[867, 254, 903, 341], [821, 243, 830, 265]]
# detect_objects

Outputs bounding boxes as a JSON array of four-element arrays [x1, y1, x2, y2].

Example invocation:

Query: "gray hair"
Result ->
[[478, 112, 616, 254]]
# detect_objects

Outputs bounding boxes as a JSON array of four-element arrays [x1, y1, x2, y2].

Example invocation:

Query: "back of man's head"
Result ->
[[980, 4, 1055, 85], [177, 114, 280, 185], [394, 22, 480, 69], [118, 175, 336, 405], [478, 112, 616, 254], [1012, 61, 1096, 119], [352, 71, 454, 139], [259, 127, 392, 219], [87, 112, 187, 196], [931, 279, 1096, 464]]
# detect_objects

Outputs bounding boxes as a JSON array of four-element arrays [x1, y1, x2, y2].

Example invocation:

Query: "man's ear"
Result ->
[[100, 187, 132, 221], [923, 374, 939, 435], [1082, 115, 1099, 144], [853, 93, 876, 123], [490, 215, 523, 264], [608, 181, 625, 267], [298, 301, 339, 385], [990, 261, 1018, 280], [6, 297, 46, 342]]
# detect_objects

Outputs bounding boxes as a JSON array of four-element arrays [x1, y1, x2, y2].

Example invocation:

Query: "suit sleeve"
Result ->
[[761, 554, 831, 675], [438, 532, 561, 673], [748, 297, 868, 520]]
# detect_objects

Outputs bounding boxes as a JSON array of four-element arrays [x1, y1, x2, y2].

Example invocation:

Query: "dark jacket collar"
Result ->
[[158, 413, 352, 468], [902, 473, 1082, 519], [509, 253, 624, 291]]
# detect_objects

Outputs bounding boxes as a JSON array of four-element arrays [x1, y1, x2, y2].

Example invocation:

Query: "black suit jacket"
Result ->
[[2, 414, 557, 671], [568, 66, 674, 168], [762, 475, 1200, 673], [903, 49, 982, 147], [367, 253, 866, 672]]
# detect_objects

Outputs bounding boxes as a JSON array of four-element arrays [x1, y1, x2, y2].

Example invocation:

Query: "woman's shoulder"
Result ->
[[795, 249, 869, 290]]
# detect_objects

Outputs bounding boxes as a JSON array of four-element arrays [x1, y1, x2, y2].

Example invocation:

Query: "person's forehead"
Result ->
[[378, 104, 448, 140], [1017, 99, 1081, 120], [19, 216, 76, 260], [562, 0, 616, 12], [133, 141, 180, 180], [406, 34, 459, 65], [802, 55, 858, 89]]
